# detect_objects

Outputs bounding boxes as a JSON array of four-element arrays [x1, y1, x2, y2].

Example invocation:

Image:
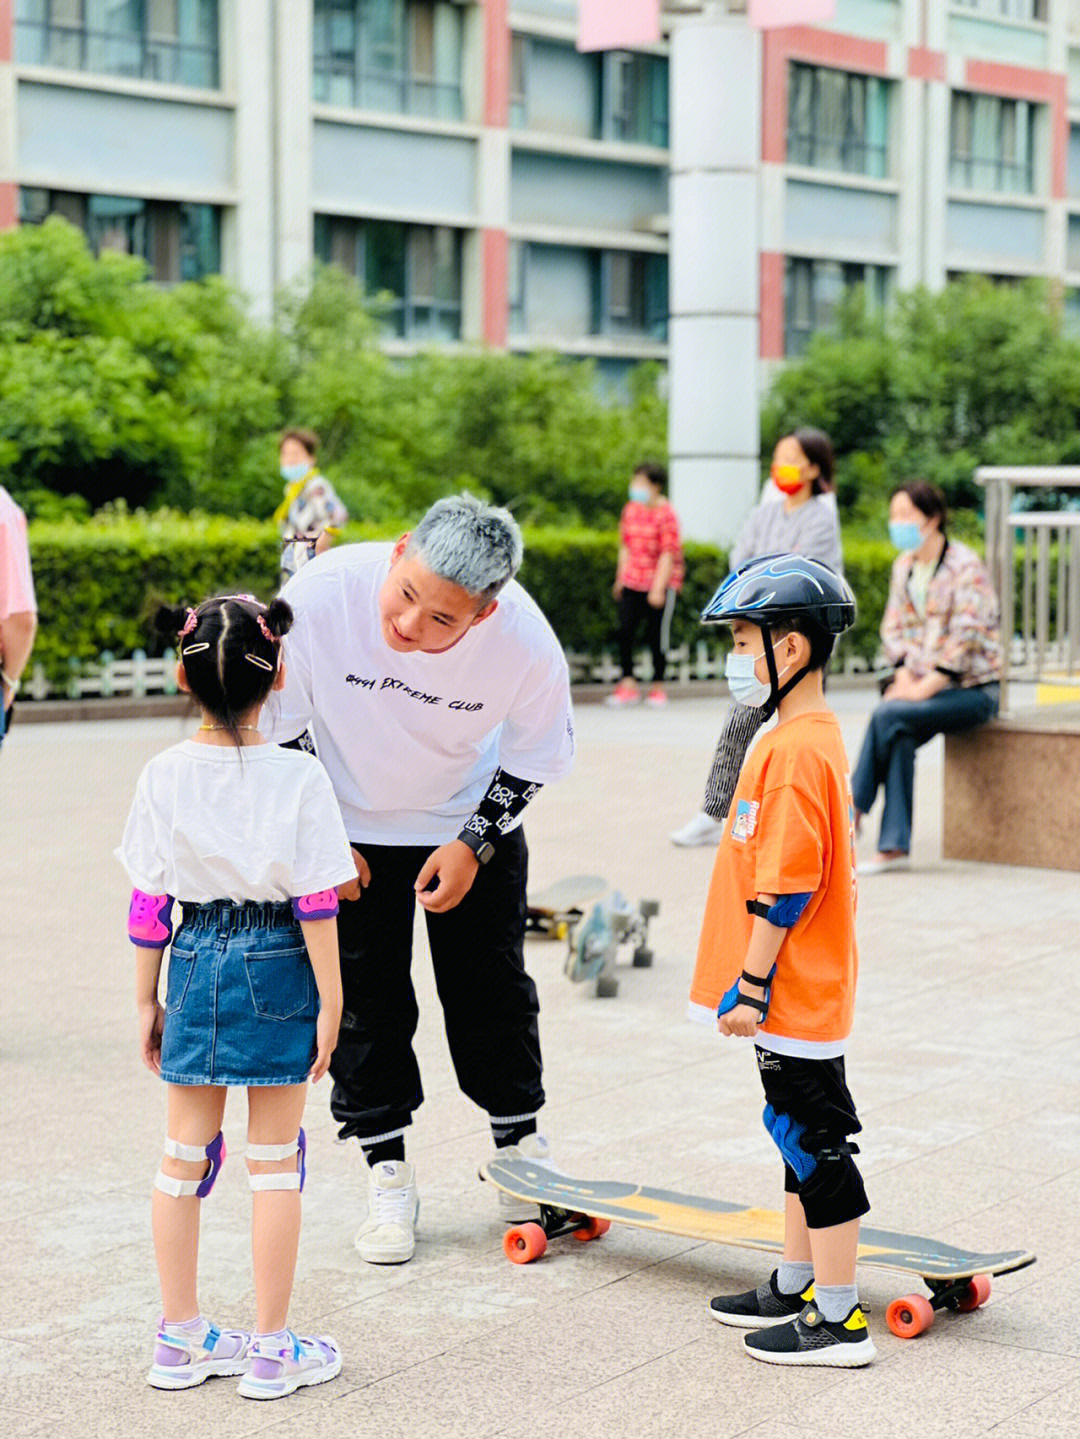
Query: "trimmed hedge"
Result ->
[[27, 514, 897, 689]]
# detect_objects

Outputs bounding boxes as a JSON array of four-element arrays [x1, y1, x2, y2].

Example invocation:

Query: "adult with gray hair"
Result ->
[[264, 493, 575, 1265]]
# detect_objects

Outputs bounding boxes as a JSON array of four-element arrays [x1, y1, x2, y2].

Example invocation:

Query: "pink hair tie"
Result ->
[[179, 608, 198, 638], [256, 614, 279, 644]]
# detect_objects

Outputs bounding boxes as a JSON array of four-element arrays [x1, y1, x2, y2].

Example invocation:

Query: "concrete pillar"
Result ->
[[230, 0, 275, 317], [669, 9, 762, 547], [0, 0, 16, 230], [274, 0, 313, 293]]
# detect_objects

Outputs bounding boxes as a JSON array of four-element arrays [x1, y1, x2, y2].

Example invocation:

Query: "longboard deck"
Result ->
[[483, 1158, 1035, 1281], [527, 875, 609, 916]]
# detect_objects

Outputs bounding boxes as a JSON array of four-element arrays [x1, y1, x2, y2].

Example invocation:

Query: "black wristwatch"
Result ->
[[456, 828, 496, 865]]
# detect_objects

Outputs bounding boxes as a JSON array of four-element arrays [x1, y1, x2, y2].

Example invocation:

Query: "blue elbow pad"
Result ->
[[746, 893, 813, 928]]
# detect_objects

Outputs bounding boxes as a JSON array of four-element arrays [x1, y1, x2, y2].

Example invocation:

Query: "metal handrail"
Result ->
[[975, 467, 1080, 715]]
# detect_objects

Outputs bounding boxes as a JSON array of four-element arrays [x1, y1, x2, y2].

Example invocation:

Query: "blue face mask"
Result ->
[[281, 462, 310, 483], [628, 483, 652, 504], [889, 521, 924, 553]]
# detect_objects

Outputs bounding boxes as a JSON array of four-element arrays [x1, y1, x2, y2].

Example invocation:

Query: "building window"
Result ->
[[602, 51, 669, 147], [952, 2, 1047, 22], [949, 91, 1039, 194], [313, 0, 464, 121], [787, 63, 890, 179], [15, 1, 220, 88], [784, 257, 889, 356], [315, 215, 463, 341], [509, 32, 528, 129], [20, 188, 222, 281], [508, 239, 526, 335], [593, 249, 668, 340]]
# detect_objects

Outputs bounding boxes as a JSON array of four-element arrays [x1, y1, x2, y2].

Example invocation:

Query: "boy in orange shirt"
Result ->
[[689, 554, 874, 1367]]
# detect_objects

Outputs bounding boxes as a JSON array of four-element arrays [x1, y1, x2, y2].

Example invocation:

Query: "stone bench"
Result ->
[[944, 705, 1080, 871]]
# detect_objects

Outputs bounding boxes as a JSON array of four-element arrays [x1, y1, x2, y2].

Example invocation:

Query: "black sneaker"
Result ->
[[708, 1270, 814, 1329], [743, 1301, 876, 1367]]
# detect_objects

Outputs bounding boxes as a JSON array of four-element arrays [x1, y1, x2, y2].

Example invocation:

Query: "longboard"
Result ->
[[482, 1157, 1036, 1339], [526, 875, 610, 933]]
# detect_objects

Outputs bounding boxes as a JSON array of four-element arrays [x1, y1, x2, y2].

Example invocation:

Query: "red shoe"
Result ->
[[646, 686, 668, 707], [605, 679, 640, 707]]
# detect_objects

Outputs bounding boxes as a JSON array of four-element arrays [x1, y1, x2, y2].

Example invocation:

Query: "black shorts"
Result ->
[[755, 1046, 869, 1228]]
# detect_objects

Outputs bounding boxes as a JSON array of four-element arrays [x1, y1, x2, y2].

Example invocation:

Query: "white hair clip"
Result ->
[[181, 642, 211, 655], [244, 653, 274, 671]]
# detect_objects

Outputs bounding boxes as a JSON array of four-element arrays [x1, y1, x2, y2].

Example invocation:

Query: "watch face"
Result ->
[[477, 842, 496, 864]]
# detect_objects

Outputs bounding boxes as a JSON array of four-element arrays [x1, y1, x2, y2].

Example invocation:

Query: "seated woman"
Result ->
[[853, 481, 1002, 873]]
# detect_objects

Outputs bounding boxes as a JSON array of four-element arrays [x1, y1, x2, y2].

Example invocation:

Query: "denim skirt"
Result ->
[[160, 900, 318, 1087]]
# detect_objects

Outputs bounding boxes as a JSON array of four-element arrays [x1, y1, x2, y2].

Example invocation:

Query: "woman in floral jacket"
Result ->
[[853, 480, 1002, 873]]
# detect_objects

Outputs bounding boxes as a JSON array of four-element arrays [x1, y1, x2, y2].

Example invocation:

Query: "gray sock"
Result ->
[[776, 1260, 814, 1296], [814, 1282, 859, 1323]]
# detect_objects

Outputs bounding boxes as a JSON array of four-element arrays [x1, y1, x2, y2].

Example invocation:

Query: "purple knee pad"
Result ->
[[291, 889, 339, 921], [129, 889, 175, 947], [297, 1127, 307, 1193], [197, 1131, 226, 1198]]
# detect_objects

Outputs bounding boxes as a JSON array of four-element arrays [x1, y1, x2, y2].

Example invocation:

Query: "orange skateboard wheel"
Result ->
[[886, 1293, 935, 1338], [504, 1222, 547, 1264], [956, 1274, 992, 1312], [572, 1216, 611, 1242]]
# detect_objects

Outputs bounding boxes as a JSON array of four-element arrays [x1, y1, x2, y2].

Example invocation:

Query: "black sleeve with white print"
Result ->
[[460, 769, 543, 845]]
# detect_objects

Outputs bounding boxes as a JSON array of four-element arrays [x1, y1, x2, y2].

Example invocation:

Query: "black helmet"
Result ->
[[702, 553, 856, 635]]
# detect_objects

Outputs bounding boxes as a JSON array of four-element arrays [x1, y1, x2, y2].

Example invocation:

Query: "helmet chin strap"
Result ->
[[760, 626, 811, 721]]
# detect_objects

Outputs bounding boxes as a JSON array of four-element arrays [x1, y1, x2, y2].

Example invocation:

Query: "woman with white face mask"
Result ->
[[274, 429, 349, 585], [851, 481, 1002, 873], [671, 428, 844, 847]]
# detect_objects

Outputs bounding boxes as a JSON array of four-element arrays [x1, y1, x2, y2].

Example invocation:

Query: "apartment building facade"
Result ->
[[3, 3, 1080, 372], [0, 0, 669, 384]]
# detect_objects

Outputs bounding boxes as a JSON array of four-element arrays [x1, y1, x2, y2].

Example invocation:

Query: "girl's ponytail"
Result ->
[[263, 597, 294, 641], [154, 602, 191, 638]]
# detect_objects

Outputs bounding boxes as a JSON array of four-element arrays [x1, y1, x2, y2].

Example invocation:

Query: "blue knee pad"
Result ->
[[763, 1104, 817, 1183]]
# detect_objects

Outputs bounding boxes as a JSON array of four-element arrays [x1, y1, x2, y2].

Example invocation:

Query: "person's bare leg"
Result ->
[[782, 1191, 812, 1263], [807, 1216, 860, 1287], [152, 1084, 227, 1321], [247, 1084, 308, 1333]]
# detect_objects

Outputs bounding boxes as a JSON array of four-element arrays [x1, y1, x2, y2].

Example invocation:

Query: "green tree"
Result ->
[[762, 276, 1080, 525]]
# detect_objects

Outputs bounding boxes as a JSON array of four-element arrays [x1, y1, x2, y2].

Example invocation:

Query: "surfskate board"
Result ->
[[526, 877, 659, 997], [481, 1157, 1035, 1339]]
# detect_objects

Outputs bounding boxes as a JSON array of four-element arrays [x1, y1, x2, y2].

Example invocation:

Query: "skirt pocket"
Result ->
[[244, 945, 313, 1021], [164, 948, 197, 1016]]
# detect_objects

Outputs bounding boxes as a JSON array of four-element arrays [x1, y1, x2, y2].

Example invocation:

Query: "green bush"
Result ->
[[27, 514, 899, 690]]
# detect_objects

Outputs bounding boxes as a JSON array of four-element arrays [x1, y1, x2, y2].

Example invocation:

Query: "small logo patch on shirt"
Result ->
[[730, 799, 759, 842]]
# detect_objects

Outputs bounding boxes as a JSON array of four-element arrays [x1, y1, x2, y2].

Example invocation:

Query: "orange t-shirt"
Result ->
[[690, 711, 858, 1045]]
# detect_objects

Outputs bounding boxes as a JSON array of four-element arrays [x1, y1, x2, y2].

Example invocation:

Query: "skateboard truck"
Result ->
[[885, 1274, 993, 1337], [504, 1204, 612, 1264]]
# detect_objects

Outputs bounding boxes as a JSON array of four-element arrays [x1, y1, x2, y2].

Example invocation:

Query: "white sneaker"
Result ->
[[488, 1133, 559, 1220], [670, 810, 725, 847], [354, 1160, 419, 1264]]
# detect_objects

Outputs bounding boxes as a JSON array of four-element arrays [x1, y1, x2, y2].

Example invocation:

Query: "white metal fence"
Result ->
[[20, 639, 879, 704]]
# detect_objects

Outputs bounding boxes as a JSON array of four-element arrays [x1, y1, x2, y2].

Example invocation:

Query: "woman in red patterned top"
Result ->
[[609, 463, 684, 707]]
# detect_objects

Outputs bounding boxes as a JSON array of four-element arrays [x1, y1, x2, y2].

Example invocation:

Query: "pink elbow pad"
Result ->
[[291, 889, 340, 921], [128, 890, 174, 947]]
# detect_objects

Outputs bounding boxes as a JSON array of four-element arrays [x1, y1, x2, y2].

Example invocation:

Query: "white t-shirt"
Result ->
[[116, 742, 357, 903], [262, 543, 576, 844]]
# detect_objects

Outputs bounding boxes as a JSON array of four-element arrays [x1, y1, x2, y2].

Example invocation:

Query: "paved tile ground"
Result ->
[[2, 691, 1078, 1438]]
